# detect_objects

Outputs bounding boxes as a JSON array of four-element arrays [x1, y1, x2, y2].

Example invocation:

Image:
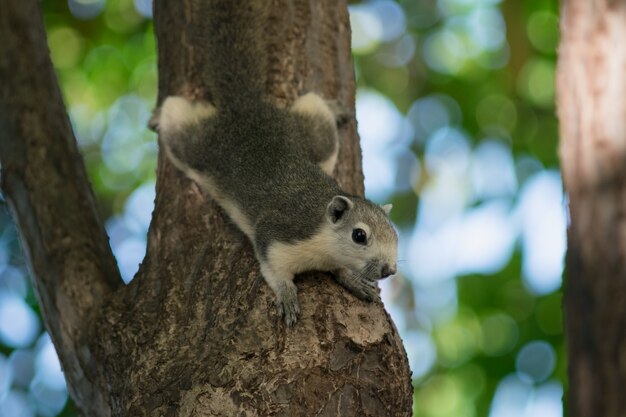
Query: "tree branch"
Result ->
[[0, 0, 123, 414]]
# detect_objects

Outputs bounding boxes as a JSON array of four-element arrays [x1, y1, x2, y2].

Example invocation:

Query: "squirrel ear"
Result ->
[[381, 204, 393, 215], [327, 196, 354, 223]]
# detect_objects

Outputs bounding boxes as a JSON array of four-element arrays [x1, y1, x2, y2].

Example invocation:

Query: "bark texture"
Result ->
[[1, 0, 412, 416], [558, 1, 626, 416], [0, 1, 123, 416]]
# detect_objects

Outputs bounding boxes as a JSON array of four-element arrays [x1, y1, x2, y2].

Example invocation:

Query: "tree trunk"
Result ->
[[558, 1, 626, 416], [0, 0, 413, 416]]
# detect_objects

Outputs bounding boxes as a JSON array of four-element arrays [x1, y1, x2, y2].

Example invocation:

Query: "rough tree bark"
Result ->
[[0, 1, 123, 415], [0, 0, 412, 416], [558, 1, 626, 416]]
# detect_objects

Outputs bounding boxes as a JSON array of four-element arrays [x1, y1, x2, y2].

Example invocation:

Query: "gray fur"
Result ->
[[202, 0, 268, 110], [154, 1, 398, 326], [165, 102, 344, 252]]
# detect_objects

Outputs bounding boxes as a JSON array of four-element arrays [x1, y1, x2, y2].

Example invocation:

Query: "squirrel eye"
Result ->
[[352, 228, 367, 245]]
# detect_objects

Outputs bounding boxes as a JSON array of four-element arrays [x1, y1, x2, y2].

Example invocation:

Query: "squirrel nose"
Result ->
[[380, 264, 397, 278]]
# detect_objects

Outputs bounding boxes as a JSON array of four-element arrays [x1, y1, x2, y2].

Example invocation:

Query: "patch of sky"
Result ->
[[0, 389, 35, 417], [0, 354, 12, 401], [29, 379, 67, 417], [368, 0, 407, 42], [516, 171, 565, 296], [419, 127, 472, 229], [349, 5, 384, 54], [0, 242, 8, 275], [106, 182, 155, 283], [0, 293, 40, 349], [349, 0, 407, 55], [489, 374, 562, 417], [413, 280, 458, 324], [403, 329, 437, 379], [114, 238, 147, 284], [0, 332, 68, 417], [516, 340, 556, 384], [403, 121, 565, 298], [356, 89, 415, 203], [527, 382, 563, 417], [134, 0, 153, 19], [376, 34, 416, 68], [22, 335, 69, 416], [408, 94, 463, 145], [9, 350, 35, 389], [422, 27, 468, 75], [453, 199, 518, 276], [34, 335, 66, 392], [70, 105, 107, 147], [408, 226, 458, 286], [124, 181, 155, 235], [470, 141, 518, 200], [0, 267, 29, 299], [102, 94, 155, 175], [515, 156, 544, 185], [68, 0, 105, 20], [437, 0, 503, 19], [424, 1, 508, 74], [465, 7, 506, 53]]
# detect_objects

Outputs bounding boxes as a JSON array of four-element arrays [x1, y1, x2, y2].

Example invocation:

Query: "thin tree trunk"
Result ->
[[0, 0, 412, 415], [558, 1, 626, 416]]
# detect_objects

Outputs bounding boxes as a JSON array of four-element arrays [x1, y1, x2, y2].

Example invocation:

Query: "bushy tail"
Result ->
[[203, 0, 267, 111]]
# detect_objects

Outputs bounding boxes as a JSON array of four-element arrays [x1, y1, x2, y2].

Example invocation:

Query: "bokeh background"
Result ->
[[0, 0, 563, 416]]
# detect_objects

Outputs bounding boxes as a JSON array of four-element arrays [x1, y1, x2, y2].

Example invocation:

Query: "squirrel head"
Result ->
[[325, 195, 398, 281]]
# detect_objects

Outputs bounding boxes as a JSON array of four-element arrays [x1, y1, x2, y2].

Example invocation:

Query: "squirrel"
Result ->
[[150, 1, 398, 326]]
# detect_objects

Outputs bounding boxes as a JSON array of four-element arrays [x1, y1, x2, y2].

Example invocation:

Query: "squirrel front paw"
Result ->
[[334, 269, 379, 302], [275, 281, 300, 327]]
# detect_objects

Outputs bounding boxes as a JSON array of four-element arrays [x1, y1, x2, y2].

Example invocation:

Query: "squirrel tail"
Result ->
[[204, 0, 268, 111]]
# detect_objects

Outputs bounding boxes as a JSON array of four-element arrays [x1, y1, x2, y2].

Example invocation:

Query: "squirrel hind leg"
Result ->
[[291, 92, 336, 126], [291, 92, 352, 128], [290, 93, 350, 176], [317, 144, 339, 176], [154, 96, 218, 174], [151, 96, 217, 134]]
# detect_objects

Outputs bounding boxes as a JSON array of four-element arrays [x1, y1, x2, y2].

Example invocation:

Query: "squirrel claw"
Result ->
[[277, 299, 299, 327], [348, 279, 378, 302], [334, 270, 379, 302], [276, 284, 300, 327]]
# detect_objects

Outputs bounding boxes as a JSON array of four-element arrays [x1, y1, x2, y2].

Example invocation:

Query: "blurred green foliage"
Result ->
[[0, 0, 562, 416], [350, 0, 562, 416]]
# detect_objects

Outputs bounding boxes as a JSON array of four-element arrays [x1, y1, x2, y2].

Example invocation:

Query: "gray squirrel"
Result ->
[[151, 1, 398, 326]]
